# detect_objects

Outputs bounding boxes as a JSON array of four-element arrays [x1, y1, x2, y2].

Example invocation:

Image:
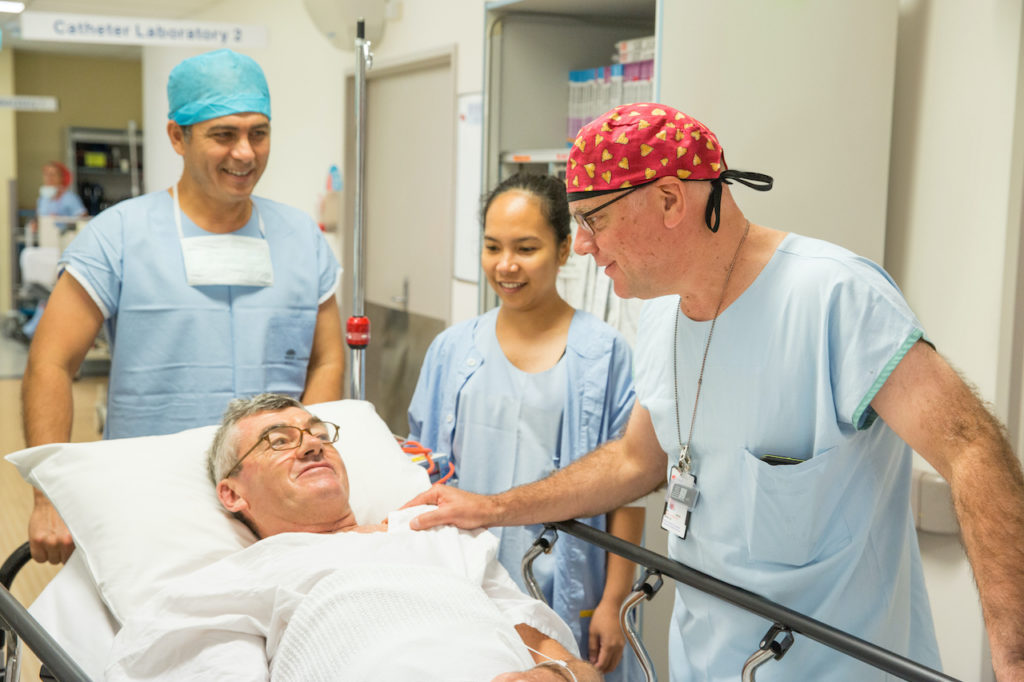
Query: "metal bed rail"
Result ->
[[538, 520, 958, 682], [1, 542, 90, 682]]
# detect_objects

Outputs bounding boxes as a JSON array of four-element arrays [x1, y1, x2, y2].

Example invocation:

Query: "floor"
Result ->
[[0, 333, 29, 380], [0, 335, 107, 681]]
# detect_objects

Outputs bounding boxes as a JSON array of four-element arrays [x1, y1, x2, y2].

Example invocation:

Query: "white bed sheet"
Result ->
[[105, 506, 577, 681], [29, 551, 117, 681], [28, 507, 577, 681]]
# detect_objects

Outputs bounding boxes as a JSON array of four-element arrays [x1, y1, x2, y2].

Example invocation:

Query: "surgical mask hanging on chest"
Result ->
[[173, 185, 274, 287]]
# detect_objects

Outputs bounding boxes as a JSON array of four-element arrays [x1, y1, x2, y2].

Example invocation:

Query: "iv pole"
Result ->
[[346, 18, 372, 400]]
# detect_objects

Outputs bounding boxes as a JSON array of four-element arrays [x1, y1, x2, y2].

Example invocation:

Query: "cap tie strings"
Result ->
[[705, 170, 775, 232]]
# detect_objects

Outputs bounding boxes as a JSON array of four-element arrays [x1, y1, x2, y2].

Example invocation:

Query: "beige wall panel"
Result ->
[[14, 52, 141, 212]]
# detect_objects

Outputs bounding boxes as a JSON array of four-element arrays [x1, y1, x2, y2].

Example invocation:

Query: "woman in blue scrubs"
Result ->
[[408, 174, 642, 680], [36, 161, 87, 218]]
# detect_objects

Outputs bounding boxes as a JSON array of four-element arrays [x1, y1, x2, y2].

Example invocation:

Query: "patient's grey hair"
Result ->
[[206, 393, 305, 484]]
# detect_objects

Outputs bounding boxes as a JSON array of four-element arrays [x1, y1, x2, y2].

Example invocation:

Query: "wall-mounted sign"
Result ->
[[19, 11, 268, 48], [0, 95, 59, 112]]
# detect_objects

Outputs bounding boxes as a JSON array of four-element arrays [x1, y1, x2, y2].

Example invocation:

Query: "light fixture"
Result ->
[[0, 1, 26, 13], [303, 0, 388, 49]]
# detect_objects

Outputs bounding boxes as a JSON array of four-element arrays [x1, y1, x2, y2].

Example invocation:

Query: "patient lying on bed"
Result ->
[[105, 394, 599, 682]]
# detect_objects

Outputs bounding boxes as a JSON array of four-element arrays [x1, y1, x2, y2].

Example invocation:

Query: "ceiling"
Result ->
[[1, 0, 224, 58]]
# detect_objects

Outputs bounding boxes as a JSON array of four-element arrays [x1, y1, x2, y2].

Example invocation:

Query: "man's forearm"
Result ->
[[603, 506, 645, 603], [302, 358, 344, 404], [949, 426, 1024, 676], [22, 360, 75, 446], [303, 296, 345, 404], [513, 624, 602, 682], [494, 439, 662, 527]]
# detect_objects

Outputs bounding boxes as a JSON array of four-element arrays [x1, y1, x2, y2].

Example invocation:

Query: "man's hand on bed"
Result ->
[[403, 484, 500, 531], [29, 491, 74, 564]]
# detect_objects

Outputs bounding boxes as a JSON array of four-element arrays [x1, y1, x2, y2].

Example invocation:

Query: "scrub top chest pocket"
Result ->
[[261, 311, 317, 392], [740, 445, 853, 567]]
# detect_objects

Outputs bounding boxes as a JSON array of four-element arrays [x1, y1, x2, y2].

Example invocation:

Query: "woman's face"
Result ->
[[482, 190, 569, 312], [41, 165, 63, 188]]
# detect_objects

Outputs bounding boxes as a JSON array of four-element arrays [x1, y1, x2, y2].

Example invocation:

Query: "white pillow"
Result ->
[[5, 399, 430, 625]]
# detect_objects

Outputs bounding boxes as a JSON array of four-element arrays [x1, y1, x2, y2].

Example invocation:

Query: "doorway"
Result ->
[[343, 48, 456, 433]]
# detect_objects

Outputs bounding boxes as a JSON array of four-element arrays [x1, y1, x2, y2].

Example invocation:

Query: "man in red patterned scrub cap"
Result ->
[[408, 103, 1024, 682]]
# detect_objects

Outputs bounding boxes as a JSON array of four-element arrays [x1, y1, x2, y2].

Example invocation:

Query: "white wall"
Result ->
[[348, 0, 486, 323], [659, 0, 898, 265], [887, 1, 1024, 679], [0, 48, 15, 313]]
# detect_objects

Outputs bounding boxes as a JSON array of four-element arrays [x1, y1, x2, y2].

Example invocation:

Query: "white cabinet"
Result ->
[[484, 0, 656, 190], [483, 0, 656, 317]]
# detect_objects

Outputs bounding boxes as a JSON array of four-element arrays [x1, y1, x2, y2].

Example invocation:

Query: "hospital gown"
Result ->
[[635, 233, 942, 681], [105, 506, 577, 681], [59, 190, 340, 438]]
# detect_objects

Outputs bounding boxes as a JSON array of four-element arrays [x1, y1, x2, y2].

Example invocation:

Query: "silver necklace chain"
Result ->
[[673, 219, 750, 472]]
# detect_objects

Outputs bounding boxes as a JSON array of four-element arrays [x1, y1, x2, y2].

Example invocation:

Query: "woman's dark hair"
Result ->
[[481, 173, 571, 244]]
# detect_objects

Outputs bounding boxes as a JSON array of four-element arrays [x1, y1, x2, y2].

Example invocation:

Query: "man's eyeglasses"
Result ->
[[573, 185, 644, 235], [224, 421, 340, 479]]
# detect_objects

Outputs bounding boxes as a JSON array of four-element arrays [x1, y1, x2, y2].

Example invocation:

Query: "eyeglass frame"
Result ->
[[223, 420, 341, 479], [572, 184, 645, 235]]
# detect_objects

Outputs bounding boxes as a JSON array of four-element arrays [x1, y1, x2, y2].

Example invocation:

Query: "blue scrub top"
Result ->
[[408, 308, 640, 681], [634, 233, 941, 681], [453, 311, 567, 602], [60, 190, 340, 438], [37, 190, 86, 218]]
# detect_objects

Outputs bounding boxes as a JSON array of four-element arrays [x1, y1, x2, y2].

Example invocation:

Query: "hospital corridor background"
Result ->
[[2, 0, 1024, 680]]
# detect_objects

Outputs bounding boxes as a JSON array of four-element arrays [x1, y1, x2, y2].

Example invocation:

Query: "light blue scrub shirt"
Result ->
[[60, 190, 340, 439], [408, 307, 639, 681], [37, 190, 86, 218], [635, 234, 941, 681], [453, 311, 567, 602]]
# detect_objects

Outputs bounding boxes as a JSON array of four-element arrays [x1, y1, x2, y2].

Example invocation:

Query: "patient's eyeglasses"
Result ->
[[573, 185, 644, 235], [224, 421, 340, 479]]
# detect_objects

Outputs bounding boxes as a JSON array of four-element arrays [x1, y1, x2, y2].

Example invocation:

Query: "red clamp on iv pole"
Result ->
[[346, 316, 370, 349]]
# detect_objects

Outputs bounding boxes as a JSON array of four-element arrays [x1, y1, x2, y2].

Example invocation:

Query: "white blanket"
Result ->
[[105, 506, 577, 681]]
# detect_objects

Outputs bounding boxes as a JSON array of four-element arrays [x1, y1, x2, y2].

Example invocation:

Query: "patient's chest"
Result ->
[[269, 563, 530, 681]]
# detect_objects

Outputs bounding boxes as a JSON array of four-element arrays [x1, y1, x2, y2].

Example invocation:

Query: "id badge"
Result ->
[[661, 466, 699, 539]]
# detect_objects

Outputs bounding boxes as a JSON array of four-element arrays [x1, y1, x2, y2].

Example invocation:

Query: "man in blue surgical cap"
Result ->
[[22, 49, 345, 565]]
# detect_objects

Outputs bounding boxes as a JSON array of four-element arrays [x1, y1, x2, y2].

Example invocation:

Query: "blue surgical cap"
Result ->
[[167, 49, 271, 126]]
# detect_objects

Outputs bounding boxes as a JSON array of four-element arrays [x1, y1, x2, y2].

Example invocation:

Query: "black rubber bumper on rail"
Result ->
[[0, 542, 31, 591], [1, 542, 91, 682]]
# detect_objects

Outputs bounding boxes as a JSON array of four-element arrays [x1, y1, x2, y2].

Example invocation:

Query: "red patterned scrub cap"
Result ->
[[46, 161, 72, 189], [566, 103, 772, 232]]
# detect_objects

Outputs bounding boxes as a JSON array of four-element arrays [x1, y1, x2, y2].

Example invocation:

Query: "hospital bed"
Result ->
[[1, 399, 958, 681], [1, 400, 430, 681]]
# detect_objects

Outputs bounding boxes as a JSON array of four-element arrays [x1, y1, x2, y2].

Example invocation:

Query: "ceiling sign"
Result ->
[[19, 11, 268, 48], [0, 95, 58, 112]]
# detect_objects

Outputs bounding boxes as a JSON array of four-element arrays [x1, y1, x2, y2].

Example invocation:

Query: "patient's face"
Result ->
[[217, 407, 357, 537]]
